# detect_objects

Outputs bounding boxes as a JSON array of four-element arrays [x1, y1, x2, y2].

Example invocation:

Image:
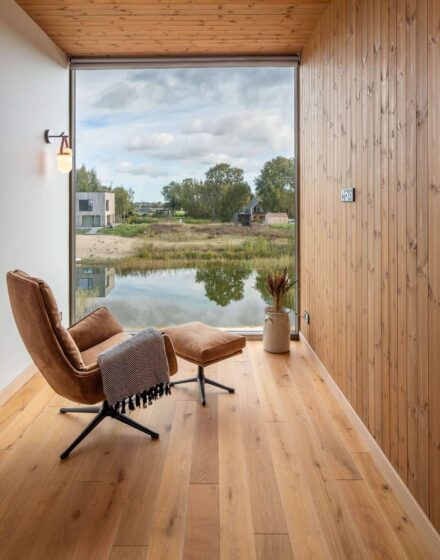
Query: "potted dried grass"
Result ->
[[263, 267, 294, 353]]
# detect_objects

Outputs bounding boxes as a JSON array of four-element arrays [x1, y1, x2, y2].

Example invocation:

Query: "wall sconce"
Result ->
[[44, 129, 72, 174]]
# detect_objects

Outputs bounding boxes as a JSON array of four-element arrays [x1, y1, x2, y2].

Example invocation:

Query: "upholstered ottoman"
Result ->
[[162, 322, 246, 406]]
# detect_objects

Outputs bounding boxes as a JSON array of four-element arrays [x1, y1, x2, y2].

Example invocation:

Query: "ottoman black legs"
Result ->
[[197, 366, 235, 406], [162, 322, 245, 406], [197, 367, 207, 406], [171, 365, 235, 406]]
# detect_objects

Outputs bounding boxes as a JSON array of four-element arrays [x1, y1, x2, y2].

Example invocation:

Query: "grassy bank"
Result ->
[[78, 221, 295, 275], [98, 221, 293, 241], [80, 255, 294, 275]]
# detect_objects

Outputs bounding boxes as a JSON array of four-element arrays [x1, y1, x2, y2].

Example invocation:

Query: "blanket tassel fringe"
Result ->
[[113, 382, 171, 414]]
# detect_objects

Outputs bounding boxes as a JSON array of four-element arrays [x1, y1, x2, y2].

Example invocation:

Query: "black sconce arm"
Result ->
[[44, 129, 69, 144]]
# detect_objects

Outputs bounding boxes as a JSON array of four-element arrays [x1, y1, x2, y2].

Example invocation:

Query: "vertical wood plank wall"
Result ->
[[299, 0, 440, 532]]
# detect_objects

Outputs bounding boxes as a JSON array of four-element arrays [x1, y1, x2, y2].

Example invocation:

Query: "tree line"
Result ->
[[162, 156, 295, 222], [76, 155, 295, 224]]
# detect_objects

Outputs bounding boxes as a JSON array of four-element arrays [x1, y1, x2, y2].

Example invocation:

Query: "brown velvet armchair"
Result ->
[[7, 270, 177, 459]]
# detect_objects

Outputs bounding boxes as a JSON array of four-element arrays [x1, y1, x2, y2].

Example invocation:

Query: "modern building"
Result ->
[[75, 192, 115, 227]]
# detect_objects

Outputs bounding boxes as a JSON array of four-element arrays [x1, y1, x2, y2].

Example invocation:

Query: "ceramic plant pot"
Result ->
[[263, 307, 291, 353]]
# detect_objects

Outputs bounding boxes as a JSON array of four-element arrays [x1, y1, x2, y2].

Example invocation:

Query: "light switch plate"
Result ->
[[341, 187, 355, 202]]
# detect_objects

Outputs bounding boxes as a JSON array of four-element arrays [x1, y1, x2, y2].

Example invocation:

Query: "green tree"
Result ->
[[76, 165, 104, 192], [162, 178, 206, 218], [254, 156, 295, 218], [161, 163, 251, 221], [204, 163, 251, 222], [195, 265, 251, 307], [162, 181, 182, 213], [180, 178, 205, 218], [113, 186, 134, 222]]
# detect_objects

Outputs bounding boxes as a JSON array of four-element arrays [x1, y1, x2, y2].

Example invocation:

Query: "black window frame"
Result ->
[[69, 58, 300, 338]]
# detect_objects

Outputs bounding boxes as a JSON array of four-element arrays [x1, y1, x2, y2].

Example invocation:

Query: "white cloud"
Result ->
[[93, 81, 139, 109], [115, 161, 135, 172], [123, 111, 293, 165], [76, 67, 295, 200], [80, 67, 294, 117], [115, 161, 169, 178], [184, 111, 293, 150], [200, 153, 232, 166], [126, 132, 174, 151]]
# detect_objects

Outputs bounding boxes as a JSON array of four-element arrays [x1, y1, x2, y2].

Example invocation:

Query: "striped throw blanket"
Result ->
[[98, 328, 171, 413]]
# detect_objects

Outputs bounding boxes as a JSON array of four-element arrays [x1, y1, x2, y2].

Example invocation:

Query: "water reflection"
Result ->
[[76, 266, 115, 319], [76, 266, 115, 297], [195, 266, 251, 307], [75, 263, 295, 329]]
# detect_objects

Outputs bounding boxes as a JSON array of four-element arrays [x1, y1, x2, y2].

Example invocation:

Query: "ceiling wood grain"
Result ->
[[15, 0, 330, 56]]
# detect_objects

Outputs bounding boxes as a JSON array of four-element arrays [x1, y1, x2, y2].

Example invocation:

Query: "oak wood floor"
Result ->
[[0, 341, 437, 560]]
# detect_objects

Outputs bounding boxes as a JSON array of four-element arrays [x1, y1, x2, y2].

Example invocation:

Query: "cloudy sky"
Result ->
[[76, 66, 296, 202]]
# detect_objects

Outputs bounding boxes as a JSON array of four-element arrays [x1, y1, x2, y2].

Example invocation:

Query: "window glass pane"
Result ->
[[74, 66, 297, 331], [79, 199, 93, 211]]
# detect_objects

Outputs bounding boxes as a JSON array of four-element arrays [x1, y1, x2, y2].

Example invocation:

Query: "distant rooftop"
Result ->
[[242, 198, 264, 213]]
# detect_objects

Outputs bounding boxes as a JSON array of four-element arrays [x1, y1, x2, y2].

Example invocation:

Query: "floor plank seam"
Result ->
[[189, 482, 219, 485], [1, 342, 435, 559], [253, 532, 291, 535]]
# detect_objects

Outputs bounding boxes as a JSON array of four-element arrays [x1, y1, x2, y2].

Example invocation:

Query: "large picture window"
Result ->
[[72, 62, 298, 333]]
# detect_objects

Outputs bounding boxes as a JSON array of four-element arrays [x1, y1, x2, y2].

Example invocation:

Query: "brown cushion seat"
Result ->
[[80, 331, 178, 376], [162, 321, 246, 367], [68, 307, 124, 351], [80, 332, 130, 367]]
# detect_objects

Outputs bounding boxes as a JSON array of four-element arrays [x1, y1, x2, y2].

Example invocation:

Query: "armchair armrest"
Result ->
[[162, 332, 178, 376], [68, 307, 123, 351]]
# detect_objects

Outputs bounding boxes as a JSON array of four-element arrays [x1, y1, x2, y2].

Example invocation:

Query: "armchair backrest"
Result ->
[[6, 270, 100, 403]]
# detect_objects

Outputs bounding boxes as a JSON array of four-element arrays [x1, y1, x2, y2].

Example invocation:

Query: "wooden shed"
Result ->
[[264, 213, 289, 225]]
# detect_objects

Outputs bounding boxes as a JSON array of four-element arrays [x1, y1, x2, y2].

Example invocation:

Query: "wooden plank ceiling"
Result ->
[[15, 0, 331, 57]]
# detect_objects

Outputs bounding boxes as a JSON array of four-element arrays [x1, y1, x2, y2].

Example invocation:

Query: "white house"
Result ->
[[75, 192, 115, 227]]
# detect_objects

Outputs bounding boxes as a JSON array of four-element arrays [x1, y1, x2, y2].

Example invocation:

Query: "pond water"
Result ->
[[75, 265, 296, 330]]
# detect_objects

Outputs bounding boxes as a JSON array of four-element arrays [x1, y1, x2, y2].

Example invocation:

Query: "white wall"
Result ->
[[0, 1, 69, 391]]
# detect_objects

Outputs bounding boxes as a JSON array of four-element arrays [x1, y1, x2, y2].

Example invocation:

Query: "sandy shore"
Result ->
[[76, 234, 141, 260]]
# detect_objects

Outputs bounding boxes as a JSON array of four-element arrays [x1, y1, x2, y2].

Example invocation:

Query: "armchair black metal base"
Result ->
[[59, 400, 159, 460], [170, 365, 235, 406]]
